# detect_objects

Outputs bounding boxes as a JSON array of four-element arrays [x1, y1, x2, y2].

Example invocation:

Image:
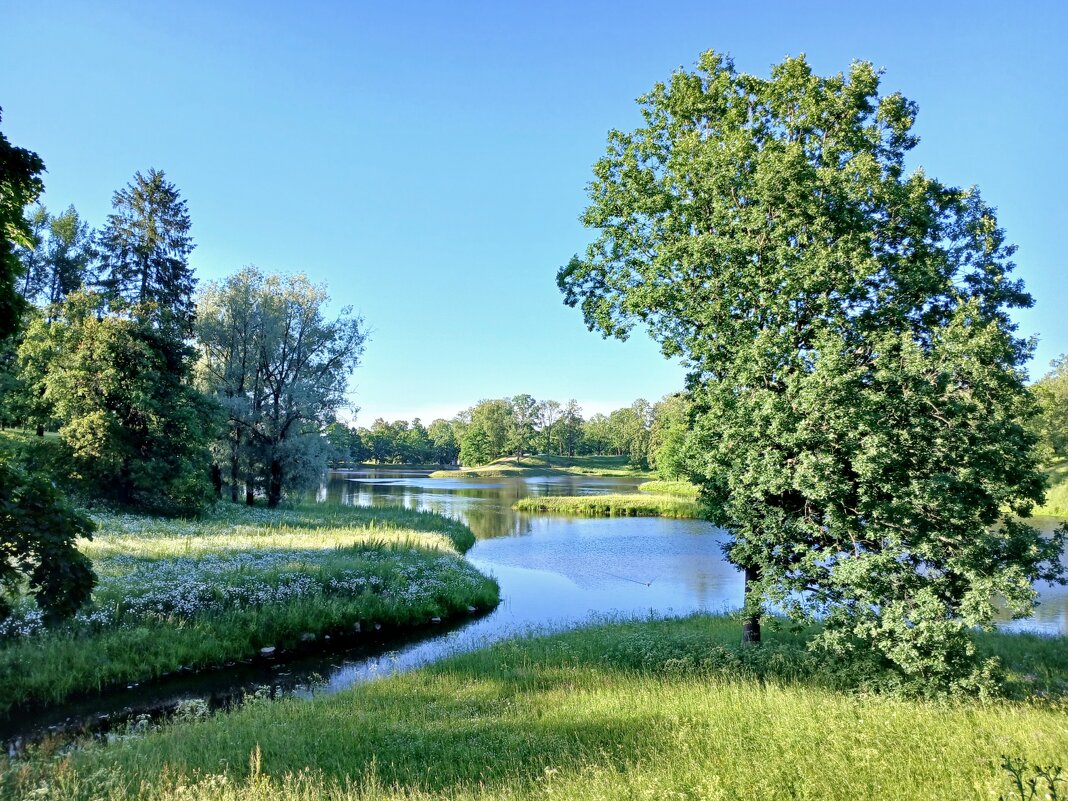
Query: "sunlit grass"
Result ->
[[637, 479, 700, 497], [1035, 459, 1068, 517], [513, 493, 703, 518], [84, 509, 464, 561], [5, 615, 1067, 800]]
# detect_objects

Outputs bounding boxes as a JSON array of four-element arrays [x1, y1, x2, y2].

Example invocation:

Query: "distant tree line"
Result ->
[[324, 393, 695, 472]]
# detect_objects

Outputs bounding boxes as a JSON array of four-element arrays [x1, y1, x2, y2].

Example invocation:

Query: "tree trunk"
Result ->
[[210, 463, 223, 499], [35, 423, 44, 437], [742, 564, 762, 644], [267, 458, 283, 508], [245, 470, 256, 506], [119, 457, 133, 505], [229, 433, 241, 503]]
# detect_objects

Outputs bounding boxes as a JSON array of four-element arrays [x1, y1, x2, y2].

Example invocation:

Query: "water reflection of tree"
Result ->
[[460, 505, 534, 540], [321, 473, 536, 540]]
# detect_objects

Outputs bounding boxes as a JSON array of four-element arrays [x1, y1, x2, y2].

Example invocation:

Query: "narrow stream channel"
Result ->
[[5, 468, 1065, 748]]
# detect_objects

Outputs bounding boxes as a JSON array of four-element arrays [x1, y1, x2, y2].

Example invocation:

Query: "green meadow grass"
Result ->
[[0, 503, 496, 712], [514, 493, 703, 518], [5, 615, 1067, 801], [1035, 459, 1068, 517], [637, 479, 701, 497]]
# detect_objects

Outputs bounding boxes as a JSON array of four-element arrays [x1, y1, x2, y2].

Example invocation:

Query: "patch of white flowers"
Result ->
[[0, 607, 45, 639], [2, 545, 489, 642]]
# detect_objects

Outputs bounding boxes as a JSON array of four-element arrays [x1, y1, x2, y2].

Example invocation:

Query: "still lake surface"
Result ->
[[310, 468, 741, 689], [312, 466, 1068, 694]]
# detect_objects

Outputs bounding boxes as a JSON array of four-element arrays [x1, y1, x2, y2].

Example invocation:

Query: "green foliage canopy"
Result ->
[[0, 108, 44, 339], [196, 268, 366, 506], [0, 114, 96, 626], [36, 291, 220, 514], [98, 169, 195, 343], [558, 52, 1065, 689], [0, 458, 95, 624], [18, 204, 93, 309]]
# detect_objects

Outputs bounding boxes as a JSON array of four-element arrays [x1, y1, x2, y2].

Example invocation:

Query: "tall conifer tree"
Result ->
[[98, 168, 195, 340]]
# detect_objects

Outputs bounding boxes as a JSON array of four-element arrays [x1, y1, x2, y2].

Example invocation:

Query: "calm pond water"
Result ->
[[322, 468, 1068, 657], [308, 468, 742, 690]]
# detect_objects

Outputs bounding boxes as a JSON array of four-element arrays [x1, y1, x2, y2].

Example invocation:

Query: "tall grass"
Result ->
[[513, 493, 703, 518], [0, 504, 496, 712], [637, 479, 700, 497], [5, 615, 1067, 800]]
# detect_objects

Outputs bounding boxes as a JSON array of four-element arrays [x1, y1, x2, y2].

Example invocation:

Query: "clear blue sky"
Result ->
[[3, 1, 1065, 424]]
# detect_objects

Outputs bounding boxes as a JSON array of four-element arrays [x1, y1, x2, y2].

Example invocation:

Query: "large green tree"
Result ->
[[648, 393, 693, 480], [559, 399, 584, 457], [1033, 355, 1068, 461], [18, 204, 94, 310], [428, 418, 460, 465], [538, 399, 561, 460], [196, 269, 366, 507], [508, 394, 538, 462], [582, 413, 612, 456], [0, 459, 95, 624], [558, 52, 1065, 690], [193, 266, 263, 502], [459, 399, 512, 466], [41, 291, 220, 514], [8, 205, 95, 435]]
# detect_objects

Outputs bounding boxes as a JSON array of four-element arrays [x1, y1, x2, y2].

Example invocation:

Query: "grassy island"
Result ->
[[5, 615, 1067, 800], [0, 504, 497, 713], [637, 479, 701, 497], [514, 493, 703, 518]]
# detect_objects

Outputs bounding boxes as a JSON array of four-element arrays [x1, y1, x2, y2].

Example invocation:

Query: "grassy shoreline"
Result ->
[[514, 493, 703, 518], [5, 614, 1067, 800], [0, 504, 497, 714]]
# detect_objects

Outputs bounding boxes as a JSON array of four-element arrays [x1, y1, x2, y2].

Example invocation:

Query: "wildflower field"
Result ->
[[0, 504, 498, 712]]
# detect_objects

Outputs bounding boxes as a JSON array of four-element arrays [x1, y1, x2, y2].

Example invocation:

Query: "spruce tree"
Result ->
[[98, 168, 195, 340]]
